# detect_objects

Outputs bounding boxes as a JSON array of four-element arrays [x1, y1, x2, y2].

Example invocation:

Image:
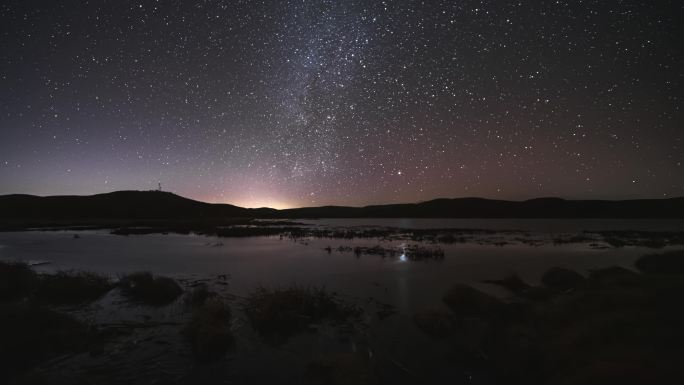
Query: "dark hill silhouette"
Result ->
[[276, 196, 684, 218], [1, 191, 683, 220], [0, 191, 275, 220]]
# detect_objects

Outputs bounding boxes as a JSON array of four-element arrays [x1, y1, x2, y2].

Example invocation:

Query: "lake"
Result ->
[[1, 218, 683, 384], [2, 218, 683, 313]]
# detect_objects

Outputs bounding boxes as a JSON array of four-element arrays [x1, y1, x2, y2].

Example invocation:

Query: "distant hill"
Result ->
[[0, 191, 275, 220], [277, 197, 684, 218], [1, 191, 683, 220]]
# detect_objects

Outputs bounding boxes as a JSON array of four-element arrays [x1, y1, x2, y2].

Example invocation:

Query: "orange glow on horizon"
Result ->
[[200, 196, 294, 210], [233, 200, 293, 210]]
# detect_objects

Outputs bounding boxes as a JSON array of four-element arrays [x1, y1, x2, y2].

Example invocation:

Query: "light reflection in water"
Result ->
[[398, 242, 408, 262]]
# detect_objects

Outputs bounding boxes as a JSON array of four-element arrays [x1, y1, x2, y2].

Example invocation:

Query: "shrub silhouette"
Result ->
[[118, 272, 182, 305]]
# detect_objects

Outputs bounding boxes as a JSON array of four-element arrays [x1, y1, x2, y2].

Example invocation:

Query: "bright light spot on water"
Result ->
[[399, 253, 407, 262]]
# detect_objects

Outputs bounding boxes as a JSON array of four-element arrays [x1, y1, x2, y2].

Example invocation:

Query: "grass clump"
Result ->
[[184, 283, 217, 308], [243, 285, 359, 343], [635, 250, 684, 274], [483, 274, 531, 294], [0, 303, 96, 380], [182, 297, 234, 361], [1, 261, 113, 305], [419, 261, 684, 385], [442, 284, 504, 317], [118, 272, 182, 306], [0, 261, 37, 301], [482, 274, 554, 300], [586, 266, 642, 288], [540, 267, 585, 291], [35, 271, 113, 305]]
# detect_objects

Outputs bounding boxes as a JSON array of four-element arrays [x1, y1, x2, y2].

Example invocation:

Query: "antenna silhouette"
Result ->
[[158, 182, 162, 192]]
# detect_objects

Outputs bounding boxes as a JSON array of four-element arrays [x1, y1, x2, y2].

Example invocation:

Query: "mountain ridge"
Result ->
[[1, 190, 684, 220]]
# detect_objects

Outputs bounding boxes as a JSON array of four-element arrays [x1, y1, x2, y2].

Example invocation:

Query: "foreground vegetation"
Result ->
[[182, 287, 234, 361], [2, 249, 683, 383], [118, 272, 183, 305], [0, 262, 113, 305], [0, 263, 113, 381], [243, 285, 360, 344], [0, 261, 190, 383], [415, 250, 684, 384], [0, 303, 100, 380]]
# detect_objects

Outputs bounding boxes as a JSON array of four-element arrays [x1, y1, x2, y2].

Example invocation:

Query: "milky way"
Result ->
[[0, 1, 682, 208]]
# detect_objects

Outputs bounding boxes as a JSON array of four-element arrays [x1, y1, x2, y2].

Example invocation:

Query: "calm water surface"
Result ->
[[2, 218, 681, 313]]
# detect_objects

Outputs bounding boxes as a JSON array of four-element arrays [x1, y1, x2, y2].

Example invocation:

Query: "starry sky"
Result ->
[[0, 1, 682, 208]]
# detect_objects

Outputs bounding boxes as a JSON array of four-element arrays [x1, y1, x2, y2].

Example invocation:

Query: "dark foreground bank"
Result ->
[[1, 250, 684, 384]]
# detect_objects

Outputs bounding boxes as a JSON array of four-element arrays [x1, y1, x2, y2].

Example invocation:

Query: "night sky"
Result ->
[[1, 1, 682, 208]]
